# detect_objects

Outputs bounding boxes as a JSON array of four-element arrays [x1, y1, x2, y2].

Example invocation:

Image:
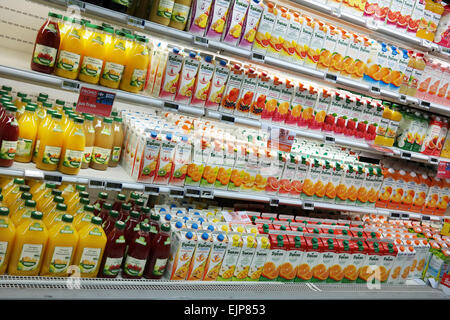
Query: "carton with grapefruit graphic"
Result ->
[[186, 231, 213, 281], [205, 0, 232, 41], [190, 55, 215, 108], [260, 234, 288, 281], [205, 59, 230, 110], [363, 0, 380, 20], [385, 0, 405, 29], [342, 240, 368, 283], [262, 151, 285, 195], [296, 15, 314, 66], [317, 24, 338, 72], [427, 62, 445, 103], [279, 10, 302, 63], [416, 58, 435, 100], [273, 79, 294, 124], [232, 233, 257, 281], [246, 234, 270, 281], [222, 0, 250, 46], [304, 20, 326, 68], [217, 232, 243, 281], [266, 6, 289, 59], [261, 76, 282, 122], [310, 88, 331, 131], [219, 63, 244, 114], [252, 1, 277, 56], [238, 0, 264, 50], [397, 0, 415, 31], [249, 70, 270, 120], [328, 29, 350, 75], [203, 231, 228, 281], [436, 66, 449, 105], [278, 153, 296, 198], [159, 48, 183, 101], [301, 158, 322, 201], [235, 66, 258, 117], [188, 0, 213, 36], [289, 155, 310, 198], [174, 52, 200, 104], [278, 235, 306, 282], [408, 0, 426, 34], [167, 229, 198, 280], [374, 0, 391, 22]]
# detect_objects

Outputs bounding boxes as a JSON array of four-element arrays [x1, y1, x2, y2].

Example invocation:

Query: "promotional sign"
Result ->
[[76, 87, 115, 117], [437, 161, 450, 179]]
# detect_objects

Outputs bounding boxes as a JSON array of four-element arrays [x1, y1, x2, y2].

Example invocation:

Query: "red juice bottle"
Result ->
[[102, 209, 119, 235], [112, 193, 126, 212], [31, 12, 61, 74], [124, 210, 141, 242], [98, 202, 113, 222], [119, 202, 131, 222], [98, 220, 126, 278], [127, 192, 140, 208], [133, 198, 145, 213], [0, 104, 19, 167], [143, 223, 171, 279], [93, 192, 108, 216], [140, 206, 151, 223], [122, 222, 152, 279], [149, 213, 161, 236]]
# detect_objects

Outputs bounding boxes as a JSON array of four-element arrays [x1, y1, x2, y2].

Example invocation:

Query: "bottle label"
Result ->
[[79, 247, 101, 274], [0, 241, 8, 268], [89, 227, 103, 236], [29, 222, 43, 231], [102, 62, 124, 82], [42, 146, 61, 165], [56, 50, 81, 73], [116, 235, 126, 244], [82, 146, 93, 164], [103, 256, 123, 276], [111, 146, 121, 162], [33, 140, 40, 157], [101, 126, 112, 136], [157, 0, 175, 18], [171, 3, 189, 23], [91, 146, 111, 165], [17, 244, 43, 271], [49, 246, 73, 273], [33, 44, 57, 67], [135, 236, 147, 246], [80, 57, 104, 78], [124, 256, 146, 277], [16, 138, 33, 157], [152, 258, 168, 276], [0, 140, 17, 160], [62, 149, 83, 168], [60, 225, 74, 234], [0, 218, 8, 228], [129, 69, 146, 88]]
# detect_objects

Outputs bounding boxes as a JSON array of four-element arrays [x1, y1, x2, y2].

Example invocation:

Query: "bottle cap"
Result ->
[[121, 203, 132, 210], [140, 222, 150, 232], [84, 204, 94, 212], [161, 223, 171, 232], [25, 200, 36, 208], [130, 210, 140, 219], [31, 211, 43, 220], [150, 213, 160, 221], [0, 207, 9, 216], [103, 203, 113, 210], [91, 216, 102, 225], [62, 214, 73, 223], [19, 185, 31, 192], [109, 210, 119, 218], [115, 220, 126, 230], [56, 203, 67, 211]]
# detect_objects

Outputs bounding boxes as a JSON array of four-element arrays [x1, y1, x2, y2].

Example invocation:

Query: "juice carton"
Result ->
[[399, 50, 414, 94], [239, 0, 264, 50], [280, 10, 302, 63], [159, 48, 183, 101], [317, 160, 333, 203], [205, 59, 230, 110], [428, 62, 445, 103], [137, 131, 161, 183], [219, 63, 244, 114], [188, 0, 214, 36], [252, 1, 277, 56], [387, 240, 409, 284], [260, 76, 282, 122], [328, 29, 350, 75], [363, 0, 379, 20], [284, 81, 303, 126], [363, 40, 381, 84], [312, 237, 338, 283], [367, 99, 383, 142], [222, 0, 250, 46], [422, 115, 444, 155], [169, 135, 192, 187], [249, 70, 270, 120], [279, 235, 306, 282], [235, 66, 258, 117], [390, 48, 411, 92], [217, 232, 243, 281], [397, 0, 415, 30], [386, 169, 407, 210], [398, 170, 416, 211], [200, 137, 221, 189], [190, 55, 215, 108], [295, 15, 313, 66], [379, 242, 398, 283], [203, 231, 228, 281], [411, 238, 429, 278], [436, 66, 449, 105], [352, 36, 372, 80], [246, 234, 270, 281], [295, 235, 323, 282], [240, 144, 259, 192], [343, 164, 363, 205], [340, 33, 361, 78], [167, 229, 198, 280], [416, 58, 435, 100], [266, 6, 289, 59], [304, 20, 326, 69], [185, 134, 206, 187], [355, 98, 371, 139], [273, 79, 294, 124], [232, 233, 256, 280], [186, 231, 213, 280], [423, 242, 449, 283], [205, 0, 232, 40], [153, 133, 177, 185], [408, 0, 426, 34], [374, 0, 391, 23], [423, 176, 443, 215], [329, 238, 351, 283], [289, 155, 310, 198], [259, 234, 288, 281], [436, 178, 450, 215], [317, 24, 338, 72], [365, 167, 384, 208], [299, 84, 318, 128], [174, 52, 200, 104], [412, 112, 429, 153], [310, 88, 331, 131], [263, 151, 285, 195], [228, 140, 247, 191], [214, 136, 234, 190], [278, 153, 296, 198], [386, 0, 405, 29], [358, 240, 383, 283], [342, 240, 368, 283], [339, 93, 355, 137], [347, 95, 364, 137], [301, 158, 322, 201], [380, 45, 400, 89]]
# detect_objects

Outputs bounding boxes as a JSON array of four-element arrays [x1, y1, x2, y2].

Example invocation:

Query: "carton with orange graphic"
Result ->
[[169, 135, 192, 187], [261, 76, 282, 122], [436, 178, 450, 215], [301, 158, 322, 201], [167, 229, 198, 280], [328, 238, 351, 283], [278, 234, 306, 282], [348, 165, 366, 205], [280, 10, 302, 63], [217, 232, 243, 281], [317, 24, 338, 71], [312, 237, 338, 283], [289, 155, 309, 198], [390, 48, 411, 92], [252, 1, 277, 56], [235, 66, 258, 118], [260, 234, 288, 281], [285, 82, 303, 126], [386, 169, 408, 210], [200, 136, 221, 189], [232, 233, 257, 281], [340, 33, 361, 78], [203, 231, 228, 281], [365, 166, 384, 207], [351, 36, 371, 80], [214, 134, 234, 190], [220, 63, 244, 114], [297, 84, 318, 128], [410, 173, 430, 212], [324, 161, 344, 203], [411, 238, 430, 279], [266, 6, 289, 59], [378, 242, 398, 283], [241, 144, 259, 193], [358, 240, 383, 283], [423, 176, 442, 215], [380, 45, 400, 89], [310, 88, 331, 131], [246, 234, 270, 281], [398, 171, 417, 211], [296, 15, 313, 66], [185, 135, 206, 187], [304, 20, 326, 69], [295, 235, 323, 282], [273, 79, 294, 124], [342, 240, 368, 283], [228, 140, 247, 191], [335, 163, 353, 205], [249, 70, 270, 120], [328, 29, 350, 75], [186, 231, 213, 280], [318, 160, 334, 203]]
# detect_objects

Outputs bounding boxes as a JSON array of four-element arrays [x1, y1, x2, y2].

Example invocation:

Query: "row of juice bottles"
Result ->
[[0, 87, 124, 172], [31, 12, 150, 94], [0, 179, 172, 279]]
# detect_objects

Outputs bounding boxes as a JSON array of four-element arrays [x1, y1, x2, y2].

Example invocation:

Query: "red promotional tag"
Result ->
[[76, 87, 115, 117], [437, 161, 450, 179]]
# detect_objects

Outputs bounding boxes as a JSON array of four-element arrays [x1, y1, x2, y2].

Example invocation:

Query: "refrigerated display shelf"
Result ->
[[30, 0, 450, 118], [0, 275, 447, 300]]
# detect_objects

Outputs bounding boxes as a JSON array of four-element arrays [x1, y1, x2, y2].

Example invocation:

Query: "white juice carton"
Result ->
[[205, 59, 230, 110], [186, 231, 213, 280], [232, 233, 257, 280], [266, 6, 290, 59], [246, 234, 270, 281], [205, 0, 232, 40], [252, 1, 277, 55], [203, 231, 228, 281], [280, 10, 302, 63], [222, 0, 250, 46], [159, 48, 183, 101], [190, 55, 215, 108], [167, 229, 198, 280], [217, 232, 243, 281], [239, 0, 264, 50], [174, 52, 200, 104]]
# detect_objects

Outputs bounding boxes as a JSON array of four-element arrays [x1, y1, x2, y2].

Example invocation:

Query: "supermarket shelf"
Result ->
[[0, 276, 447, 300]]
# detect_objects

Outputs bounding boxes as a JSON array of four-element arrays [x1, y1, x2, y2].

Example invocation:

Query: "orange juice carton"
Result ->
[[277, 153, 296, 198], [159, 48, 183, 101], [169, 135, 192, 187], [277, 234, 306, 282], [232, 233, 257, 280], [304, 20, 326, 69], [205, 59, 230, 110], [200, 139, 221, 189], [137, 131, 161, 183], [186, 231, 213, 280], [390, 48, 411, 92], [252, 1, 277, 56], [319, 160, 336, 203], [222, 0, 250, 46], [296, 15, 314, 66], [227, 140, 246, 191], [214, 138, 234, 191], [220, 63, 244, 114], [279, 10, 302, 63], [351, 36, 371, 80], [362, 39, 381, 84], [340, 33, 361, 78], [328, 29, 350, 75], [167, 229, 198, 280], [310, 88, 331, 131], [238, 0, 264, 50], [358, 240, 383, 283], [240, 144, 259, 193], [259, 76, 281, 122], [217, 232, 243, 281], [174, 52, 200, 104], [365, 166, 384, 208], [398, 170, 417, 211], [378, 241, 398, 283], [295, 235, 322, 282], [386, 169, 407, 210], [205, 0, 232, 41], [329, 238, 352, 283], [188, 0, 214, 36], [273, 79, 294, 124], [342, 240, 368, 283], [248, 70, 270, 120], [266, 6, 289, 59], [260, 234, 288, 281], [153, 133, 177, 185], [202, 231, 228, 281], [387, 240, 410, 284], [385, 0, 405, 29], [246, 234, 270, 281], [311, 237, 339, 283], [436, 178, 450, 215], [288, 155, 309, 198], [301, 158, 322, 201], [410, 238, 429, 278], [284, 81, 303, 126], [190, 55, 215, 108], [317, 24, 338, 72], [296, 84, 318, 128], [346, 165, 365, 205], [185, 135, 206, 187], [235, 66, 258, 117], [380, 45, 400, 89], [422, 176, 442, 215]]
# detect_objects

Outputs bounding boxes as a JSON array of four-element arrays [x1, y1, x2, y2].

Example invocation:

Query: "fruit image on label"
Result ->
[[82, 146, 93, 164], [91, 147, 111, 165], [49, 246, 73, 273], [130, 69, 146, 88], [62, 149, 83, 168], [102, 62, 124, 82], [57, 51, 80, 73], [124, 256, 146, 277], [80, 57, 103, 78], [103, 257, 123, 276], [16, 138, 33, 156], [42, 146, 61, 165], [79, 248, 101, 274], [0, 140, 17, 160], [33, 44, 57, 67], [17, 244, 43, 271]]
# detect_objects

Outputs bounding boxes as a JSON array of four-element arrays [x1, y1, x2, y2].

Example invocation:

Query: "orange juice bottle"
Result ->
[[10, 192, 33, 216], [32, 109, 54, 163], [120, 35, 150, 93], [78, 24, 106, 84], [3, 178, 25, 207], [40, 214, 79, 277], [0, 207, 15, 275], [55, 18, 83, 80], [11, 200, 37, 227], [59, 117, 85, 175], [44, 203, 68, 230], [34, 184, 57, 212], [15, 105, 38, 163], [41, 195, 64, 219], [73, 204, 95, 231], [72, 216, 107, 278], [36, 113, 64, 171], [374, 102, 392, 146], [7, 211, 48, 276]]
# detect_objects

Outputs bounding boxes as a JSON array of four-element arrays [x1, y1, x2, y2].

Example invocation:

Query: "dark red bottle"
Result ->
[[127, 192, 140, 208], [102, 210, 119, 235], [119, 202, 131, 222], [112, 193, 126, 212], [132, 198, 145, 213], [122, 222, 152, 279], [143, 223, 171, 279], [124, 210, 141, 243], [98, 220, 126, 278], [31, 12, 61, 74], [0, 104, 19, 167], [93, 192, 108, 216], [98, 202, 113, 223], [139, 206, 151, 223]]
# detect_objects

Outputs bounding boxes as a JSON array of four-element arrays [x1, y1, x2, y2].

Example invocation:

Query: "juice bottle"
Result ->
[[90, 117, 113, 170], [33, 183, 56, 211], [35, 112, 64, 171], [73, 216, 107, 278], [40, 214, 79, 277], [81, 114, 95, 169], [44, 203, 69, 230], [0, 207, 15, 275], [3, 178, 25, 206], [0, 104, 19, 167], [123, 222, 152, 279], [78, 24, 106, 84], [15, 105, 38, 163], [70, 197, 90, 217], [11, 200, 37, 227], [73, 204, 95, 231], [100, 30, 131, 89], [31, 12, 62, 74], [59, 117, 85, 175], [93, 192, 109, 217], [55, 19, 83, 79], [7, 211, 48, 277], [10, 192, 33, 216], [149, 0, 176, 26], [120, 35, 150, 93], [41, 194, 64, 219], [97, 220, 126, 278], [102, 209, 120, 237], [109, 116, 124, 168], [168, 0, 193, 30], [32, 109, 54, 163]]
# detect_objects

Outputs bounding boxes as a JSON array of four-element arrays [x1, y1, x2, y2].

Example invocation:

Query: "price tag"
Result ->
[[194, 36, 209, 47], [61, 80, 80, 92], [401, 152, 411, 160], [89, 180, 105, 189], [24, 169, 44, 180], [390, 212, 401, 218], [76, 87, 115, 117], [66, 0, 85, 9], [370, 86, 381, 95], [164, 101, 179, 111], [270, 198, 279, 207], [251, 52, 265, 63], [144, 185, 160, 195], [428, 157, 439, 165], [421, 39, 433, 49], [398, 95, 407, 103], [330, 7, 341, 17], [127, 15, 145, 29], [324, 73, 337, 83], [44, 173, 62, 185], [422, 215, 431, 221], [185, 187, 200, 198], [324, 136, 335, 144], [420, 100, 431, 110], [401, 213, 410, 219], [169, 188, 185, 198], [302, 201, 315, 211], [221, 114, 235, 123], [105, 181, 122, 191], [366, 18, 379, 30], [201, 189, 214, 199]]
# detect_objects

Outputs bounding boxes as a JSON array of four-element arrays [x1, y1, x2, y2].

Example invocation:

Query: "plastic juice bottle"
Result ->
[[35, 100, 50, 127], [100, 30, 128, 89], [11, 200, 37, 227], [55, 19, 84, 80], [10, 192, 33, 216], [122, 222, 152, 279], [33, 183, 56, 211], [70, 196, 90, 217], [93, 192, 109, 217], [384, 104, 402, 147], [41, 193, 64, 218], [119, 203, 132, 223], [73, 204, 95, 231], [33, 109, 55, 163], [78, 24, 106, 84], [81, 114, 95, 169], [90, 117, 113, 170], [102, 210, 119, 236], [31, 12, 62, 74], [40, 214, 79, 277], [108, 117, 124, 168], [0, 104, 19, 167], [97, 220, 126, 278], [64, 184, 85, 210], [120, 35, 150, 93], [0, 207, 15, 275], [44, 203, 70, 230], [59, 117, 85, 175], [149, 0, 176, 26], [35, 112, 64, 171]]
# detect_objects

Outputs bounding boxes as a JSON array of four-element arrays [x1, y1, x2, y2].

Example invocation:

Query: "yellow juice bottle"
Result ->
[[65, 185, 86, 211], [40, 214, 79, 277], [16, 105, 38, 163], [55, 18, 84, 79], [11, 200, 37, 227], [42, 195, 65, 221], [36, 112, 64, 171], [0, 207, 16, 275], [29, 180, 46, 197], [384, 104, 403, 147], [7, 211, 48, 276], [100, 30, 130, 89], [78, 23, 106, 84], [59, 117, 86, 175], [119, 35, 149, 93], [73, 216, 107, 278], [8, 185, 31, 209], [374, 102, 392, 146], [70, 196, 90, 217], [73, 204, 95, 231], [3, 178, 25, 207], [10, 192, 33, 216], [44, 203, 68, 230], [81, 114, 95, 169], [32, 109, 55, 163], [35, 184, 57, 211], [59, 16, 73, 40]]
